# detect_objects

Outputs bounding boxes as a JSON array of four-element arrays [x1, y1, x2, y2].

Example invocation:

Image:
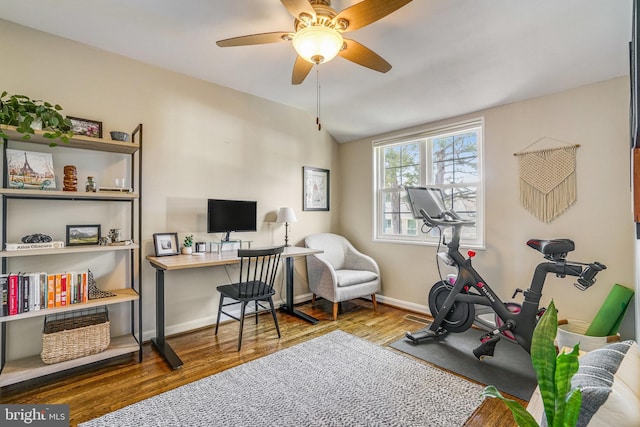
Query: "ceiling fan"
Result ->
[[216, 0, 413, 85]]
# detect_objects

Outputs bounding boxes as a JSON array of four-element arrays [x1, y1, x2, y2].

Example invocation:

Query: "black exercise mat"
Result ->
[[389, 326, 537, 401]]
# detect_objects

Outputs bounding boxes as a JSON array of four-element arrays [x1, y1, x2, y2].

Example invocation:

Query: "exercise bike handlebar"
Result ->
[[418, 208, 475, 228]]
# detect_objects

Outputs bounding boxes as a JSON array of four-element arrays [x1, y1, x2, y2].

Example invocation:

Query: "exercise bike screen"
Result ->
[[406, 186, 447, 219]]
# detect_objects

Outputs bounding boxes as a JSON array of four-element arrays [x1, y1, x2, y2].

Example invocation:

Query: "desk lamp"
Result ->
[[276, 207, 298, 247]]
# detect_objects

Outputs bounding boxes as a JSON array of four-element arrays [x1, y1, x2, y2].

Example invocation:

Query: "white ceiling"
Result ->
[[0, 0, 632, 142]]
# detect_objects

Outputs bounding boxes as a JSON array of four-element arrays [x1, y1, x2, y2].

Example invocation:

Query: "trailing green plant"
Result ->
[[481, 300, 582, 427], [0, 91, 74, 146], [183, 235, 193, 248]]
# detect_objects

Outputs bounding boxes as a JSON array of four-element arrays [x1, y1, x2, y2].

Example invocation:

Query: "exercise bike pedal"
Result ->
[[405, 327, 449, 344], [473, 335, 500, 360]]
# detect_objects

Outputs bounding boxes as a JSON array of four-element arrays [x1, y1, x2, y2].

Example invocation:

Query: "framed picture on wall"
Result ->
[[153, 232, 179, 256], [303, 166, 330, 211]]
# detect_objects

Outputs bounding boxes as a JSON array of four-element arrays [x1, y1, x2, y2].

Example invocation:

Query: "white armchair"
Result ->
[[304, 233, 380, 321]]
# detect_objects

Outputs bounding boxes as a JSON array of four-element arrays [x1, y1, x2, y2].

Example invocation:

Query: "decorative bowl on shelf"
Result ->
[[110, 131, 130, 142]]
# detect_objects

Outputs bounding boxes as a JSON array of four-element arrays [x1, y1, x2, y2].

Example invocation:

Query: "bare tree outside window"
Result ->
[[375, 121, 483, 247]]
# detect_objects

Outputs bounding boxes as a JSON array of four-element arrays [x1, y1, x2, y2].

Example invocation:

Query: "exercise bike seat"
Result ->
[[526, 238, 575, 256]]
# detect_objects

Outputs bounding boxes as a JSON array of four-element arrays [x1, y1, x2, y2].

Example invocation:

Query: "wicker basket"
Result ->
[[41, 306, 110, 364]]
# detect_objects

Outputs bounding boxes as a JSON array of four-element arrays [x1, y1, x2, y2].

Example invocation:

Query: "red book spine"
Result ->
[[8, 274, 19, 315], [60, 274, 67, 306]]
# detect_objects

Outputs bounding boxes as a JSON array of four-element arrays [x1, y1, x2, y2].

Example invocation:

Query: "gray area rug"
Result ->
[[81, 330, 484, 427], [390, 326, 537, 401]]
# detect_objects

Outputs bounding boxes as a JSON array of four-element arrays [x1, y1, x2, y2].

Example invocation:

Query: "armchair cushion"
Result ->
[[336, 270, 379, 287]]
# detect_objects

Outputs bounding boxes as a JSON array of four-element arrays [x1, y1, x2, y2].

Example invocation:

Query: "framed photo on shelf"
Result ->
[[303, 166, 330, 211], [153, 232, 180, 257], [6, 149, 56, 190], [68, 116, 102, 138], [66, 225, 101, 246]]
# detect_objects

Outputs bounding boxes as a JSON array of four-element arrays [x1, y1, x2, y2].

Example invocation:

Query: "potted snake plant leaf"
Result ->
[[481, 300, 582, 427], [0, 91, 74, 146]]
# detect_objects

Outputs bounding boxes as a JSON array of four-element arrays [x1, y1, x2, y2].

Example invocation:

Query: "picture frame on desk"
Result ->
[[153, 232, 179, 257], [66, 224, 101, 246]]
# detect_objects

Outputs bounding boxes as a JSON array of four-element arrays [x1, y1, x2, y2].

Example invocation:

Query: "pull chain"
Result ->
[[316, 68, 321, 131]]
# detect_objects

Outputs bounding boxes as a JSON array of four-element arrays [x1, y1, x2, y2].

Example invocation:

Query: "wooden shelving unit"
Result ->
[[0, 124, 143, 387], [0, 125, 139, 154], [0, 188, 139, 201], [0, 335, 139, 387], [1, 243, 140, 258], [0, 288, 138, 323]]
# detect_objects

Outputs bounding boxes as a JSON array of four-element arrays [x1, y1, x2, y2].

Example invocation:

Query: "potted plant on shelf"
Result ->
[[0, 91, 74, 146], [182, 235, 194, 255], [481, 300, 582, 426]]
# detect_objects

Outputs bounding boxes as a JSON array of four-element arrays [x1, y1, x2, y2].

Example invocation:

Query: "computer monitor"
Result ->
[[207, 199, 257, 241], [406, 186, 447, 219]]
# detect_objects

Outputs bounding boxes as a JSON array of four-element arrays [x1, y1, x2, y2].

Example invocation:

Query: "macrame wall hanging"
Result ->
[[514, 137, 580, 223]]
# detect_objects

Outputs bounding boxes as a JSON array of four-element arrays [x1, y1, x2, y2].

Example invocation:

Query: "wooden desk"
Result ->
[[146, 246, 321, 369]]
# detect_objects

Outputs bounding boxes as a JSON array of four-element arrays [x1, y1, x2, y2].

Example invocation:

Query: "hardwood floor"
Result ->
[[0, 299, 526, 426]]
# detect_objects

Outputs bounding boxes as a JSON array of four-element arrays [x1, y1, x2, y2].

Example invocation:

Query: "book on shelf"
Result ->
[[98, 186, 132, 193], [0, 275, 7, 317], [60, 273, 67, 307], [5, 241, 65, 251], [20, 274, 29, 313], [47, 274, 55, 309], [8, 274, 19, 316], [0, 270, 90, 316]]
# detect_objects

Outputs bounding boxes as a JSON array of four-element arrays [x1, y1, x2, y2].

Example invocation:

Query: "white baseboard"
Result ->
[[143, 294, 316, 342], [374, 294, 430, 315], [142, 293, 426, 342]]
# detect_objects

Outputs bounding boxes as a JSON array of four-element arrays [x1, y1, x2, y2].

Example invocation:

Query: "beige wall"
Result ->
[[1, 18, 635, 360], [0, 19, 339, 358], [339, 77, 635, 332]]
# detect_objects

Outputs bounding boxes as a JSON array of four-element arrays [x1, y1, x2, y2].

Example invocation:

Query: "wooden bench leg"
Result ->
[[371, 294, 378, 311]]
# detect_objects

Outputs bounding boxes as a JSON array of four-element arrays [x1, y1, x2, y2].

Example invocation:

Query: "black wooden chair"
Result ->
[[214, 246, 285, 351]]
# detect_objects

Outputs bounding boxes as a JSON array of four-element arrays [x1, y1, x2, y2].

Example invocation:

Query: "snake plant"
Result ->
[[481, 300, 582, 427]]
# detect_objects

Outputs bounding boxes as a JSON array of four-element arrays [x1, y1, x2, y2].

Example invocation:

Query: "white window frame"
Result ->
[[373, 118, 485, 248]]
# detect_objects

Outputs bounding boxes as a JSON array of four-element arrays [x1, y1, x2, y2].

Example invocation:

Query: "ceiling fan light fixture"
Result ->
[[292, 26, 343, 65]]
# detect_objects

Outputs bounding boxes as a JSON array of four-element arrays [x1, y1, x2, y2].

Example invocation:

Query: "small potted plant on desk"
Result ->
[[181, 235, 193, 255]]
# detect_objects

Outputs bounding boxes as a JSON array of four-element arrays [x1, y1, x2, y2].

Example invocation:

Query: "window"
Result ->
[[373, 119, 484, 247]]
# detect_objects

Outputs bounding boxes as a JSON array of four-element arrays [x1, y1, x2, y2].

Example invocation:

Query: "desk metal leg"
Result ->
[[150, 267, 183, 369], [280, 256, 319, 324]]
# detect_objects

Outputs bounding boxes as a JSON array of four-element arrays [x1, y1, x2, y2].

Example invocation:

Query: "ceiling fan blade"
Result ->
[[335, 0, 412, 32], [292, 55, 314, 85], [281, 0, 316, 21], [338, 39, 391, 73], [216, 32, 292, 47]]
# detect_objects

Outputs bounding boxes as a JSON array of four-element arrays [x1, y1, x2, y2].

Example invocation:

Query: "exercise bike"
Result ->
[[403, 186, 606, 359]]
